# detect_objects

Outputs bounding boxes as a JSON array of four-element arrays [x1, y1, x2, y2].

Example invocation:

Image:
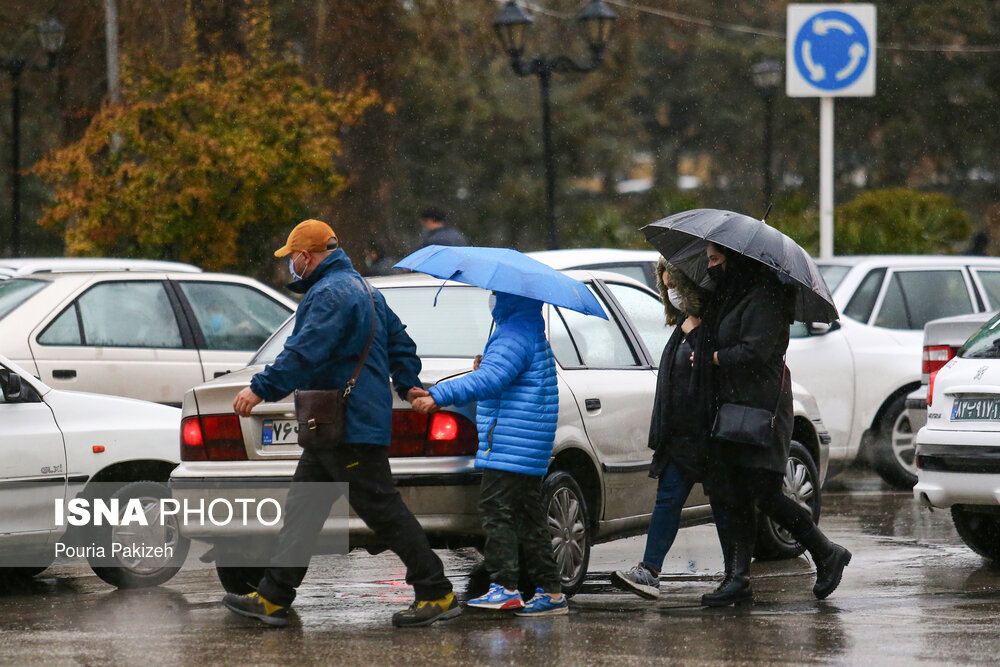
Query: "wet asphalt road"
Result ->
[[4, 469, 1000, 666]]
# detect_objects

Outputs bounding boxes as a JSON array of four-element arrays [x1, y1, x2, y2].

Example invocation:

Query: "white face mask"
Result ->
[[488, 294, 497, 313], [667, 288, 684, 311], [289, 254, 304, 281]]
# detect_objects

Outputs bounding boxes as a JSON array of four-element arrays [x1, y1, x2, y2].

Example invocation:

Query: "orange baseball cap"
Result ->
[[273, 219, 338, 258]]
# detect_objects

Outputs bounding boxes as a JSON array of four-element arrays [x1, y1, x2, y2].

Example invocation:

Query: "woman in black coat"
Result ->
[[699, 242, 851, 607]]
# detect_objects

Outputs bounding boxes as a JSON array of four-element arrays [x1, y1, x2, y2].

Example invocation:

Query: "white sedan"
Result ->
[[0, 354, 184, 587]]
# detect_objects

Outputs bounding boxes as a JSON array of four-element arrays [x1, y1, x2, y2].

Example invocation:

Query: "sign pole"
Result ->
[[819, 96, 834, 259]]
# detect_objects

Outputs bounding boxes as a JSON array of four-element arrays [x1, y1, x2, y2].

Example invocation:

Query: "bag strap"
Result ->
[[344, 278, 377, 397], [770, 354, 787, 427]]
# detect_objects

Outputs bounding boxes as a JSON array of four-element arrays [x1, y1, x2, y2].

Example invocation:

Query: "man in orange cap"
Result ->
[[225, 219, 459, 628]]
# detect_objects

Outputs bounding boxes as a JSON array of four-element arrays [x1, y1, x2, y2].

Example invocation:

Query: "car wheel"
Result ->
[[754, 441, 822, 561], [542, 470, 591, 597], [88, 481, 190, 589], [951, 506, 1000, 561], [216, 565, 267, 595], [872, 395, 918, 489]]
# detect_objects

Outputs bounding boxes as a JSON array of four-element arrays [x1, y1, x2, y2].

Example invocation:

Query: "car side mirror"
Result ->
[[1, 369, 23, 402], [807, 320, 841, 336]]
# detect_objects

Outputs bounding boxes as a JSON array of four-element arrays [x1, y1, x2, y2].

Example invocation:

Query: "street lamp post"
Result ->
[[2, 17, 65, 258], [492, 1, 616, 250], [751, 59, 782, 208]]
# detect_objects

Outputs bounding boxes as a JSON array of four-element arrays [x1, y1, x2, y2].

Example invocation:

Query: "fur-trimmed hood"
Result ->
[[656, 256, 708, 325]]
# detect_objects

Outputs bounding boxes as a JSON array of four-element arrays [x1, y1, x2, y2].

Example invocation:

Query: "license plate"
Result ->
[[951, 397, 1000, 421], [262, 419, 298, 445]]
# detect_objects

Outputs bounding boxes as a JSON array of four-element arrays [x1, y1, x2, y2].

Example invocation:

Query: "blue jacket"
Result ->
[[429, 293, 558, 476], [250, 250, 422, 446]]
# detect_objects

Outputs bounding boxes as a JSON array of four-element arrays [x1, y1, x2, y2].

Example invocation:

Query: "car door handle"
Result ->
[[52, 370, 76, 380], [585, 398, 601, 411]]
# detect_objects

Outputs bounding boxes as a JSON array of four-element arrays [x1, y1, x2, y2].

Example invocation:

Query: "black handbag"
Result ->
[[294, 279, 376, 449], [711, 364, 788, 448]]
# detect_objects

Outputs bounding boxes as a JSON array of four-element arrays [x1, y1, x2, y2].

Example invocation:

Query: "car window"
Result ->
[[875, 270, 973, 330], [817, 264, 850, 293], [0, 279, 47, 321], [177, 282, 290, 351], [40, 281, 183, 348], [555, 288, 638, 368], [255, 286, 494, 365], [575, 263, 652, 289], [843, 268, 885, 323], [972, 269, 1000, 310], [549, 309, 582, 366], [604, 282, 673, 360], [961, 311, 1000, 359]]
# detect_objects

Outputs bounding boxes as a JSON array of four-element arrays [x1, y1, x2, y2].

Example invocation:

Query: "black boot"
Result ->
[[798, 525, 852, 600], [701, 540, 753, 607]]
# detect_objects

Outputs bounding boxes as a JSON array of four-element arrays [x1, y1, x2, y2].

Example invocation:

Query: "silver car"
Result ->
[[170, 271, 829, 595]]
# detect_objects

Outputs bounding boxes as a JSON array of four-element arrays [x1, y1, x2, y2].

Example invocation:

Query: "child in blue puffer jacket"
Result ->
[[412, 291, 567, 616]]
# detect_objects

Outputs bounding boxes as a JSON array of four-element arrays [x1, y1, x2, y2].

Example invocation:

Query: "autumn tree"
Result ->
[[31, 3, 378, 278]]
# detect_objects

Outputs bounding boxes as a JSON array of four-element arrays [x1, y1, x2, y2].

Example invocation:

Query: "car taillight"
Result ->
[[927, 370, 938, 408], [426, 412, 479, 457], [388, 410, 479, 457], [922, 345, 955, 375], [180, 415, 247, 461]]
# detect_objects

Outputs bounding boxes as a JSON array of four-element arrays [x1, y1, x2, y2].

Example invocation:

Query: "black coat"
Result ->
[[709, 280, 793, 473], [648, 317, 710, 482]]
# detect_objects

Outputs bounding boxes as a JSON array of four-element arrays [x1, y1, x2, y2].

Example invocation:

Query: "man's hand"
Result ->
[[473, 354, 482, 371], [233, 387, 263, 418], [407, 387, 430, 404], [412, 396, 440, 414]]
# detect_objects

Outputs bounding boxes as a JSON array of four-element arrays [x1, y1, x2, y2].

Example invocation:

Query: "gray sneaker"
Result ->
[[611, 562, 660, 600]]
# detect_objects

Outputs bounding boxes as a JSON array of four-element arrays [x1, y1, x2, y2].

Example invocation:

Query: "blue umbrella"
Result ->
[[395, 245, 608, 319]]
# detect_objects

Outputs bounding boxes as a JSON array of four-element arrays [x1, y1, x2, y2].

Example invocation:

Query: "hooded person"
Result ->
[[411, 291, 567, 616], [611, 257, 722, 599]]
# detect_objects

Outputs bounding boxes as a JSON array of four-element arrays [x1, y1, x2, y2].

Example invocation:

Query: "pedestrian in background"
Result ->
[[612, 258, 722, 599], [364, 239, 401, 276], [418, 205, 468, 248], [698, 241, 851, 607], [224, 218, 460, 628], [412, 290, 566, 616]]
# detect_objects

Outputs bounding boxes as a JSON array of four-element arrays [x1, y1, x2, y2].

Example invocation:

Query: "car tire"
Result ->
[[542, 470, 591, 597], [754, 441, 822, 561], [951, 506, 1000, 561], [872, 394, 919, 490], [88, 481, 190, 589]]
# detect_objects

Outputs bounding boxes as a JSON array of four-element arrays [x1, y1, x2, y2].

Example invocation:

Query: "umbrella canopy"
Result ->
[[642, 208, 839, 323], [395, 245, 608, 319]]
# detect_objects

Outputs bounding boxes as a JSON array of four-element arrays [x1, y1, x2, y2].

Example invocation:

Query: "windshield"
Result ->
[[0, 279, 48, 321], [251, 285, 493, 365], [817, 264, 850, 293], [960, 311, 1000, 359]]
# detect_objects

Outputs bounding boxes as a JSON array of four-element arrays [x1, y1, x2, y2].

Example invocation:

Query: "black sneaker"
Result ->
[[392, 593, 462, 628], [611, 562, 660, 600], [223, 591, 289, 627]]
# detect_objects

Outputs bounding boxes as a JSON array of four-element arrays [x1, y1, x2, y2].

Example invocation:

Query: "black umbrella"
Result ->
[[642, 208, 839, 323]]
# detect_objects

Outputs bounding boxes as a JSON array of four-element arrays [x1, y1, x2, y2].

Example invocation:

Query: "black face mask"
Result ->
[[706, 264, 726, 284]]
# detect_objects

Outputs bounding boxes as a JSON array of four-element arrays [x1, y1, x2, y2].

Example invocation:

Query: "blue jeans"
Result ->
[[641, 462, 694, 572]]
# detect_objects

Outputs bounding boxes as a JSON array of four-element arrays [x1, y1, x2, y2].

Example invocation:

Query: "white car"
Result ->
[[0, 257, 201, 280], [0, 353, 184, 587], [787, 255, 1000, 488], [0, 270, 295, 405], [171, 271, 830, 596], [528, 249, 660, 289], [914, 312, 1000, 561]]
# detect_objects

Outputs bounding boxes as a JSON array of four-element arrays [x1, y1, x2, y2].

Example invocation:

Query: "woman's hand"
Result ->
[[713, 351, 720, 366], [681, 316, 701, 334]]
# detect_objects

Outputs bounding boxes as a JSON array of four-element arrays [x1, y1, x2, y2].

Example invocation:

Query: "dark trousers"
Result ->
[[707, 461, 818, 557], [479, 468, 560, 593], [257, 443, 452, 607]]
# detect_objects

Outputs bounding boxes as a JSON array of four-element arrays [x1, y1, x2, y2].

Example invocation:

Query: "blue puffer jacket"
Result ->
[[429, 293, 558, 476], [250, 250, 422, 447]]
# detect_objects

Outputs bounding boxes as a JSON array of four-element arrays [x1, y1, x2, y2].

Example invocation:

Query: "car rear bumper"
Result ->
[[914, 434, 1000, 508]]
